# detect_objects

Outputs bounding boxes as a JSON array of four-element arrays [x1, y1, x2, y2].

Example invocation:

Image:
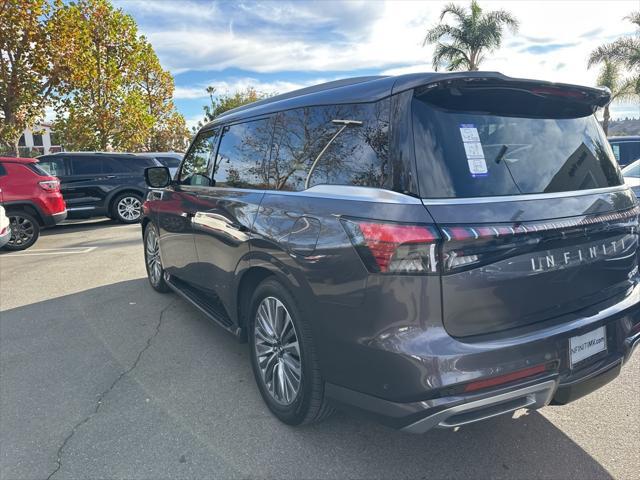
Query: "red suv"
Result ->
[[0, 157, 67, 250]]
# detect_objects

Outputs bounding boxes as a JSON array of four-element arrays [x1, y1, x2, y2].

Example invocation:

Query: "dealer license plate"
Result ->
[[569, 326, 607, 368]]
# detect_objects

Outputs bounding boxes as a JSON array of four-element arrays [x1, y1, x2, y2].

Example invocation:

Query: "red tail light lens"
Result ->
[[38, 180, 60, 192], [341, 219, 440, 274], [463, 364, 550, 393]]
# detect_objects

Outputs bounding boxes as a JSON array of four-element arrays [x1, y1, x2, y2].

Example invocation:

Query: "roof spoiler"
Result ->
[[393, 72, 611, 111]]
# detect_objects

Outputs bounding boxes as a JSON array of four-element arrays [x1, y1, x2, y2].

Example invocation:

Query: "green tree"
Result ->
[[193, 86, 271, 132], [0, 0, 68, 155], [54, 0, 188, 152], [588, 11, 640, 95], [53, 0, 151, 151], [136, 42, 189, 152], [593, 59, 637, 135], [424, 0, 519, 71]]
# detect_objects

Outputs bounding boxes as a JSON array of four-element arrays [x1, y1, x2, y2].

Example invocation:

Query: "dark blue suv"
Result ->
[[141, 72, 640, 432]]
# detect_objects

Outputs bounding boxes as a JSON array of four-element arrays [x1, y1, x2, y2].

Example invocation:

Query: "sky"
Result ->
[[113, 0, 640, 130]]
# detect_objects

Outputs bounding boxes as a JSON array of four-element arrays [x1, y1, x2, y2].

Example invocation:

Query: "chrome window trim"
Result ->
[[421, 185, 631, 205], [268, 185, 423, 204]]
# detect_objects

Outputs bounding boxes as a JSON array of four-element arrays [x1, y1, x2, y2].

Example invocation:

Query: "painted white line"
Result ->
[[2, 247, 97, 257]]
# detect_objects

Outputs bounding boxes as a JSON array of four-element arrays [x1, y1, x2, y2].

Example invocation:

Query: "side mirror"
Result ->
[[145, 166, 171, 188]]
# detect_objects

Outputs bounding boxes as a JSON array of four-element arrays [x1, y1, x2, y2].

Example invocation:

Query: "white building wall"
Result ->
[[19, 123, 61, 155]]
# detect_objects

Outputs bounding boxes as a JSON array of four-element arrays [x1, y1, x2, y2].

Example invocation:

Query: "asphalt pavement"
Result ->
[[0, 219, 638, 479]]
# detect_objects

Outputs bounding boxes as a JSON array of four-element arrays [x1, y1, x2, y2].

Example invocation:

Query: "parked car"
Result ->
[[0, 205, 10, 249], [141, 72, 640, 433], [135, 152, 183, 178], [622, 159, 640, 197], [608, 135, 640, 168], [37, 152, 160, 223], [0, 156, 67, 250]]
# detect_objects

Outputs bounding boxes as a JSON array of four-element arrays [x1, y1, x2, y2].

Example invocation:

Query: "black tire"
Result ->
[[3, 212, 40, 251], [143, 223, 170, 293], [112, 192, 143, 224], [248, 277, 333, 425]]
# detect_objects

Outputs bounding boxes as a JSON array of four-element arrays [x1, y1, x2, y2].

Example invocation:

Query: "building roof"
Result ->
[[203, 71, 611, 129]]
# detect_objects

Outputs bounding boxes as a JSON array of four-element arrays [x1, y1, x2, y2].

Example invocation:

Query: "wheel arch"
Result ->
[[234, 254, 312, 342], [3, 201, 45, 226]]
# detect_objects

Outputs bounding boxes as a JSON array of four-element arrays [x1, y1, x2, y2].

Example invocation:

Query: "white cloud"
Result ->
[[135, 0, 638, 89], [118, 0, 639, 119], [174, 77, 331, 100]]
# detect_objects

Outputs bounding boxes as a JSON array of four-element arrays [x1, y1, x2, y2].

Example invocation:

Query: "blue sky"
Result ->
[[114, 0, 639, 128]]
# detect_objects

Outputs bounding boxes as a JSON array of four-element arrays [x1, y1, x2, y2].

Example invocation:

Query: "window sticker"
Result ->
[[459, 124, 488, 176]]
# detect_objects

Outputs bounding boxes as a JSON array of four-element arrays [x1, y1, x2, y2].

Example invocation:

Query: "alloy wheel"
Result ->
[[117, 196, 142, 221], [254, 296, 302, 405], [145, 227, 162, 286], [9, 216, 35, 247]]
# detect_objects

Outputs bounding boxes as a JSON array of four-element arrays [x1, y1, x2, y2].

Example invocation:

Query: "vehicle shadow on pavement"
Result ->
[[0, 279, 615, 480], [41, 218, 122, 235]]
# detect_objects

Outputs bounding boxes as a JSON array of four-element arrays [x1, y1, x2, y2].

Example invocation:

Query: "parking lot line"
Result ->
[[2, 247, 97, 257]]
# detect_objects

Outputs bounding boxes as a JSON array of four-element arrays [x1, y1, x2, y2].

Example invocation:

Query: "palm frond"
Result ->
[[624, 10, 640, 29], [424, 24, 461, 46], [432, 43, 470, 72], [588, 38, 640, 69], [439, 2, 467, 23], [596, 59, 620, 91]]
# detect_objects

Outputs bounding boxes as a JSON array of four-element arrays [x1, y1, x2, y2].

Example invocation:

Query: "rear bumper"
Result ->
[[42, 210, 67, 227], [323, 285, 640, 433], [327, 352, 628, 433]]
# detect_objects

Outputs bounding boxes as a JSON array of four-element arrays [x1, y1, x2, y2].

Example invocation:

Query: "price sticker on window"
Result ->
[[460, 124, 488, 176]]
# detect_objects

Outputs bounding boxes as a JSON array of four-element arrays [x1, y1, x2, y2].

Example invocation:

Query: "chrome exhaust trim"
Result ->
[[402, 380, 557, 434]]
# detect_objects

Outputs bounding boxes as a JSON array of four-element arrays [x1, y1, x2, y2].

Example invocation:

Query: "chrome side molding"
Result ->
[[422, 185, 631, 205]]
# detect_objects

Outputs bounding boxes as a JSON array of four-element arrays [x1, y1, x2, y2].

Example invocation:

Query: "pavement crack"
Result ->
[[46, 300, 175, 480]]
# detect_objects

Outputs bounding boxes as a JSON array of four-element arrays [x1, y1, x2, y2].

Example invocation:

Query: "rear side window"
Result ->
[[268, 100, 390, 191], [27, 163, 51, 176], [102, 156, 157, 173], [70, 157, 103, 175], [37, 157, 67, 176], [213, 118, 273, 189], [157, 156, 181, 168], [413, 87, 622, 198], [0, 163, 6, 175]]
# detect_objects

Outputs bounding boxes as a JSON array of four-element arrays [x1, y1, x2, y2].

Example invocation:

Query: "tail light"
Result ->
[[38, 180, 60, 192], [440, 206, 639, 274], [341, 218, 440, 274], [341, 206, 639, 276]]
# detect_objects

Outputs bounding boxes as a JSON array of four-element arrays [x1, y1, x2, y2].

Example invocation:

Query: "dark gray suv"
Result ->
[[141, 72, 640, 432]]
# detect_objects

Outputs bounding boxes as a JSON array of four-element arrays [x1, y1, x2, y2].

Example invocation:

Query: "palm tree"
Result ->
[[588, 11, 640, 95], [424, 0, 519, 71], [594, 59, 637, 135]]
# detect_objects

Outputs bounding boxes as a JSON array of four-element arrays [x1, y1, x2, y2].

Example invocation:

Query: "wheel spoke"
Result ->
[[253, 296, 302, 405]]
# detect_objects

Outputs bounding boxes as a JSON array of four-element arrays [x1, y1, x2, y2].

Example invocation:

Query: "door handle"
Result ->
[[228, 222, 248, 232]]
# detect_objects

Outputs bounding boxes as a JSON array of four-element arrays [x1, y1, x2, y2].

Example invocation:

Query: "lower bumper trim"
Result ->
[[552, 359, 622, 405], [401, 380, 557, 434]]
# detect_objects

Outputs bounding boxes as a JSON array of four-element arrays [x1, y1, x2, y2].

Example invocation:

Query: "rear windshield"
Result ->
[[413, 86, 623, 198]]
